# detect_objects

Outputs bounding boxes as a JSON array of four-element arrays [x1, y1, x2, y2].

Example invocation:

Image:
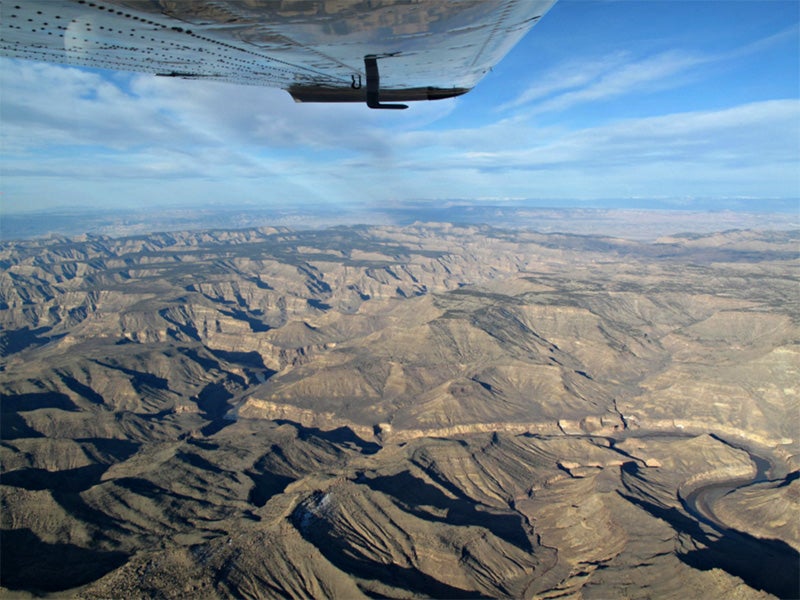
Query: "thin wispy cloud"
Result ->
[[501, 49, 707, 113], [500, 26, 797, 115], [457, 100, 800, 170], [1, 55, 797, 206], [498, 52, 630, 110], [1, 1, 797, 213]]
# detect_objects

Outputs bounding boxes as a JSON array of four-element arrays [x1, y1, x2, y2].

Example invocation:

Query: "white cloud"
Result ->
[[501, 49, 708, 114], [0, 58, 455, 158], [500, 25, 799, 117], [393, 98, 799, 170], [1, 48, 797, 212], [498, 51, 631, 110]]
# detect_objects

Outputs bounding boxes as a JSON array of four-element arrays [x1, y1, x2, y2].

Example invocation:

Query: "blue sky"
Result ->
[[1, 0, 798, 215]]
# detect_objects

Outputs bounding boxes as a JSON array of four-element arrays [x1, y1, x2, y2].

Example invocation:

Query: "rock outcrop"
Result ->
[[1, 224, 797, 598]]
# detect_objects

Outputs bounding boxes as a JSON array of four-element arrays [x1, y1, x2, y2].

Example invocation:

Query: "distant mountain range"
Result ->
[[2, 203, 797, 241]]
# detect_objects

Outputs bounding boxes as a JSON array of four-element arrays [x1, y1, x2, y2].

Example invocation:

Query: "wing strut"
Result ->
[[364, 56, 408, 110]]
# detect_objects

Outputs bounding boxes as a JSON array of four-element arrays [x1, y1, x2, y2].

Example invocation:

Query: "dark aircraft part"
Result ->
[[287, 84, 468, 104], [364, 56, 408, 110]]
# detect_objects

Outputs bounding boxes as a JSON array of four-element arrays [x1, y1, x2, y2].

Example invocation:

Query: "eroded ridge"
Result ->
[[1, 224, 797, 598]]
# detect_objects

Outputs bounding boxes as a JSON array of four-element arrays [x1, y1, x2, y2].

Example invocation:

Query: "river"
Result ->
[[676, 438, 798, 599], [524, 429, 799, 597]]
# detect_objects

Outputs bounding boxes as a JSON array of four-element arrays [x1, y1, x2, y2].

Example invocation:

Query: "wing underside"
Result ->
[[0, 0, 555, 104]]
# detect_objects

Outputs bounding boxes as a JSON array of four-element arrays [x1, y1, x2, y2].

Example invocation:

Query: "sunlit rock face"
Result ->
[[1, 224, 797, 598]]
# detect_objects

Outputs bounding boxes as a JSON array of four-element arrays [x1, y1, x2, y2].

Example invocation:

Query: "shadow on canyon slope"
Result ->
[[620, 489, 799, 599], [0, 528, 128, 593], [1, 391, 79, 413], [291, 493, 486, 600], [362, 470, 533, 552], [275, 420, 381, 455]]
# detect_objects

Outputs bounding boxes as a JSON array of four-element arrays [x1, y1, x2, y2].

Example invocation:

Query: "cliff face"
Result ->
[[1, 224, 797, 598]]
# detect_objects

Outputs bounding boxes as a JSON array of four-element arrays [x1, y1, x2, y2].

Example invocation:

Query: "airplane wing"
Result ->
[[0, 0, 556, 109]]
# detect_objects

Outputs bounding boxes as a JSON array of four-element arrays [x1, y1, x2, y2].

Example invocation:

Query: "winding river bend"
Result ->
[[523, 429, 798, 597], [681, 445, 772, 532], [676, 440, 799, 599]]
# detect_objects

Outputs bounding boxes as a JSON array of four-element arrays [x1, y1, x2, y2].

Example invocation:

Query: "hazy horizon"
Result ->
[[2, 201, 798, 243]]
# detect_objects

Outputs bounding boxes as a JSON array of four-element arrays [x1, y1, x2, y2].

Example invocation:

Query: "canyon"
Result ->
[[1, 223, 797, 598]]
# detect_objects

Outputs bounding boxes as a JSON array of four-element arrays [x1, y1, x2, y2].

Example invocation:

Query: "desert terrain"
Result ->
[[1, 223, 798, 598]]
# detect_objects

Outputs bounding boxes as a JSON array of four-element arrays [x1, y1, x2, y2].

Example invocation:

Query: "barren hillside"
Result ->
[[1, 224, 797, 598]]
